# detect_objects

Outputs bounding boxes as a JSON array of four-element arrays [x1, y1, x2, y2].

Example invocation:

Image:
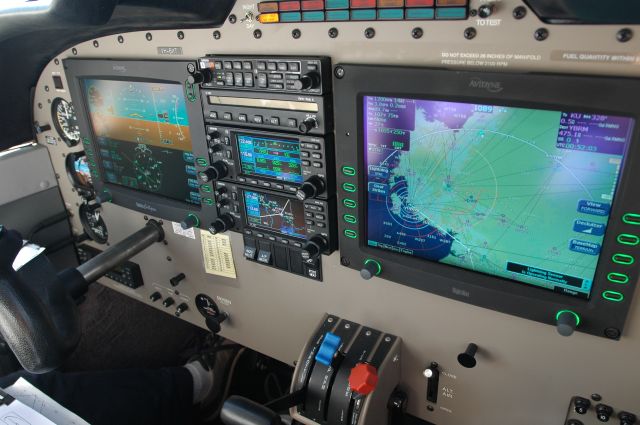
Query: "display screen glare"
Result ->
[[244, 190, 306, 239], [237, 133, 303, 184], [83, 79, 200, 205], [364, 96, 635, 299]]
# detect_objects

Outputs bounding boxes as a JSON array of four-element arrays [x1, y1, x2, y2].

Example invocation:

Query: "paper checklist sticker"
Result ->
[[172, 221, 196, 239], [200, 230, 237, 278]]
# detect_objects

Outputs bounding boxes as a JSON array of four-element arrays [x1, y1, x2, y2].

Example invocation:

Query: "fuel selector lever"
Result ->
[[209, 214, 235, 235], [296, 176, 325, 200], [301, 235, 328, 262]]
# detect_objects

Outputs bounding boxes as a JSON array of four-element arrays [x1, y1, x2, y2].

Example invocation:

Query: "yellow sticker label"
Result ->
[[200, 230, 237, 278]]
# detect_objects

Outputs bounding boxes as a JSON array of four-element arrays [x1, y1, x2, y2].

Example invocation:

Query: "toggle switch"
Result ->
[[170, 273, 186, 287], [423, 362, 440, 403]]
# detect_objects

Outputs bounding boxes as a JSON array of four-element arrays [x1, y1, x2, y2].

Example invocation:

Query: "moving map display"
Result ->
[[364, 96, 634, 298], [83, 79, 199, 205], [244, 191, 306, 239]]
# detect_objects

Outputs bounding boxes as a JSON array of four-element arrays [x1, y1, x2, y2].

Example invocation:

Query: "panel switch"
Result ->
[[423, 362, 440, 403]]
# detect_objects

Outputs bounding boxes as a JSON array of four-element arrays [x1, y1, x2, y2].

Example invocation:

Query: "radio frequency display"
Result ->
[[364, 96, 634, 298], [237, 134, 303, 184]]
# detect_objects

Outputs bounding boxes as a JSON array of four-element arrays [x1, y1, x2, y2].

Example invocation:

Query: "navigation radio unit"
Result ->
[[334, 64, 640, 339]]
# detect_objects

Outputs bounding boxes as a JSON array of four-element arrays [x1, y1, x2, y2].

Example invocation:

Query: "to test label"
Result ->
[[171, 222, 196, 239], [200, 230, 237, 279]]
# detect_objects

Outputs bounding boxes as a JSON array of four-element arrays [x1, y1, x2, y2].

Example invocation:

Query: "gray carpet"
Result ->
[[63, 284, 207, 372]]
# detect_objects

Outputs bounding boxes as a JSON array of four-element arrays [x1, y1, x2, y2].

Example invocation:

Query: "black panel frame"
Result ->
[[64, 59, 217, 228], [334, 64, 640, 339]]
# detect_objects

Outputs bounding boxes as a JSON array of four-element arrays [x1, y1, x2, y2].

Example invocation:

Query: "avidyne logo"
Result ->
[[468, 77, 503, 93], [135, 202, 157, 212]]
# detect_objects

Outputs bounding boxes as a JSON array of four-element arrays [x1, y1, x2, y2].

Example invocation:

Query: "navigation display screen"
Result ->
[[83, 79, 200, 205], [244, 190, 306, 239], [364, 96, 634, 299], [237, 133, 303, 184]]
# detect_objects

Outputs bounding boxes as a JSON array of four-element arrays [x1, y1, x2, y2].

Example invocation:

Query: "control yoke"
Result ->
[[0, 220, 164, 374]]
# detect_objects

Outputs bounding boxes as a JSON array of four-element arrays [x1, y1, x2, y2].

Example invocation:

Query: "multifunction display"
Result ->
[[237, 133, 303, 184], [364, 96, 634, 299], [83, 79, 199, 205], [244, 190, 306, 239]]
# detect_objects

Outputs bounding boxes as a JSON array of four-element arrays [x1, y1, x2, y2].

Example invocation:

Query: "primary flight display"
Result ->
[[82, 79, 199, 205], [364, 96, 634, 298]]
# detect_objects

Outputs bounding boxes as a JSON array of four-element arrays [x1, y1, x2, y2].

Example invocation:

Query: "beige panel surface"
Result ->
[[32, 1, 640, 423]]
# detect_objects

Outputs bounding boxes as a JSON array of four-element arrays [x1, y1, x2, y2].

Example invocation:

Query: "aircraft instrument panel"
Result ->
[[31, 1, 640, 423]]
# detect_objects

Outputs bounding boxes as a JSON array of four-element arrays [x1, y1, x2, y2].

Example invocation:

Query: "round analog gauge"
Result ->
[[195, 294, 221, 318], [78, 203, 108, 244], [65, 152, 94, 198], [51, 97, 81, 146]]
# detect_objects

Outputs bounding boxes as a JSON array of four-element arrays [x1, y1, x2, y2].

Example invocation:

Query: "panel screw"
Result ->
[[93, 40, 99, 48], [292, 28, 301, 39], [334, 66, 345, 79], [364, 27, 375, 39], [146, 32, 153, 41], [604, 327, 620, 339], [44, 86, 49, 92], [591, 394, 602, 402], [513, 6, 527, 19], [229, 14, 237, 23], [213, 30, 221, 40], [616, 28, 633, 43], [177, 31, 185, 40], [534, 28, 548, 41], [340, 256, 350, 266], [328, 27, 338, 38], [254, 29, 262, 39], [166, 256, 172, 262], [463, 27, 476, 40], [38, 103, 42, 109], [72, 48, 78, 55], [54, 58, 59, 65], [469, 9, 477, 17], [117, 35, 124, 43], [427, 405, 434, 412], [412, 27, 423, 39]]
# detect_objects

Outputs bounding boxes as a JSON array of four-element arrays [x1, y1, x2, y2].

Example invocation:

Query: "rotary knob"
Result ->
[[175, 303, 189, 318], [360, 259, 382, 280], [301, 235, 328, 262], [296, 176, 326, 200], [187, 69, 213, 84], [199, 161, 228, 183], [209, 214, 234, 235], [556, 310, 580, 337], [292, 72, 320, 91], [180, 213, 199, 230], [595, 404, 613, 422], [298, 117, 317, 134], [573, 396, 590, 415], [478, 3, 494, 18]]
